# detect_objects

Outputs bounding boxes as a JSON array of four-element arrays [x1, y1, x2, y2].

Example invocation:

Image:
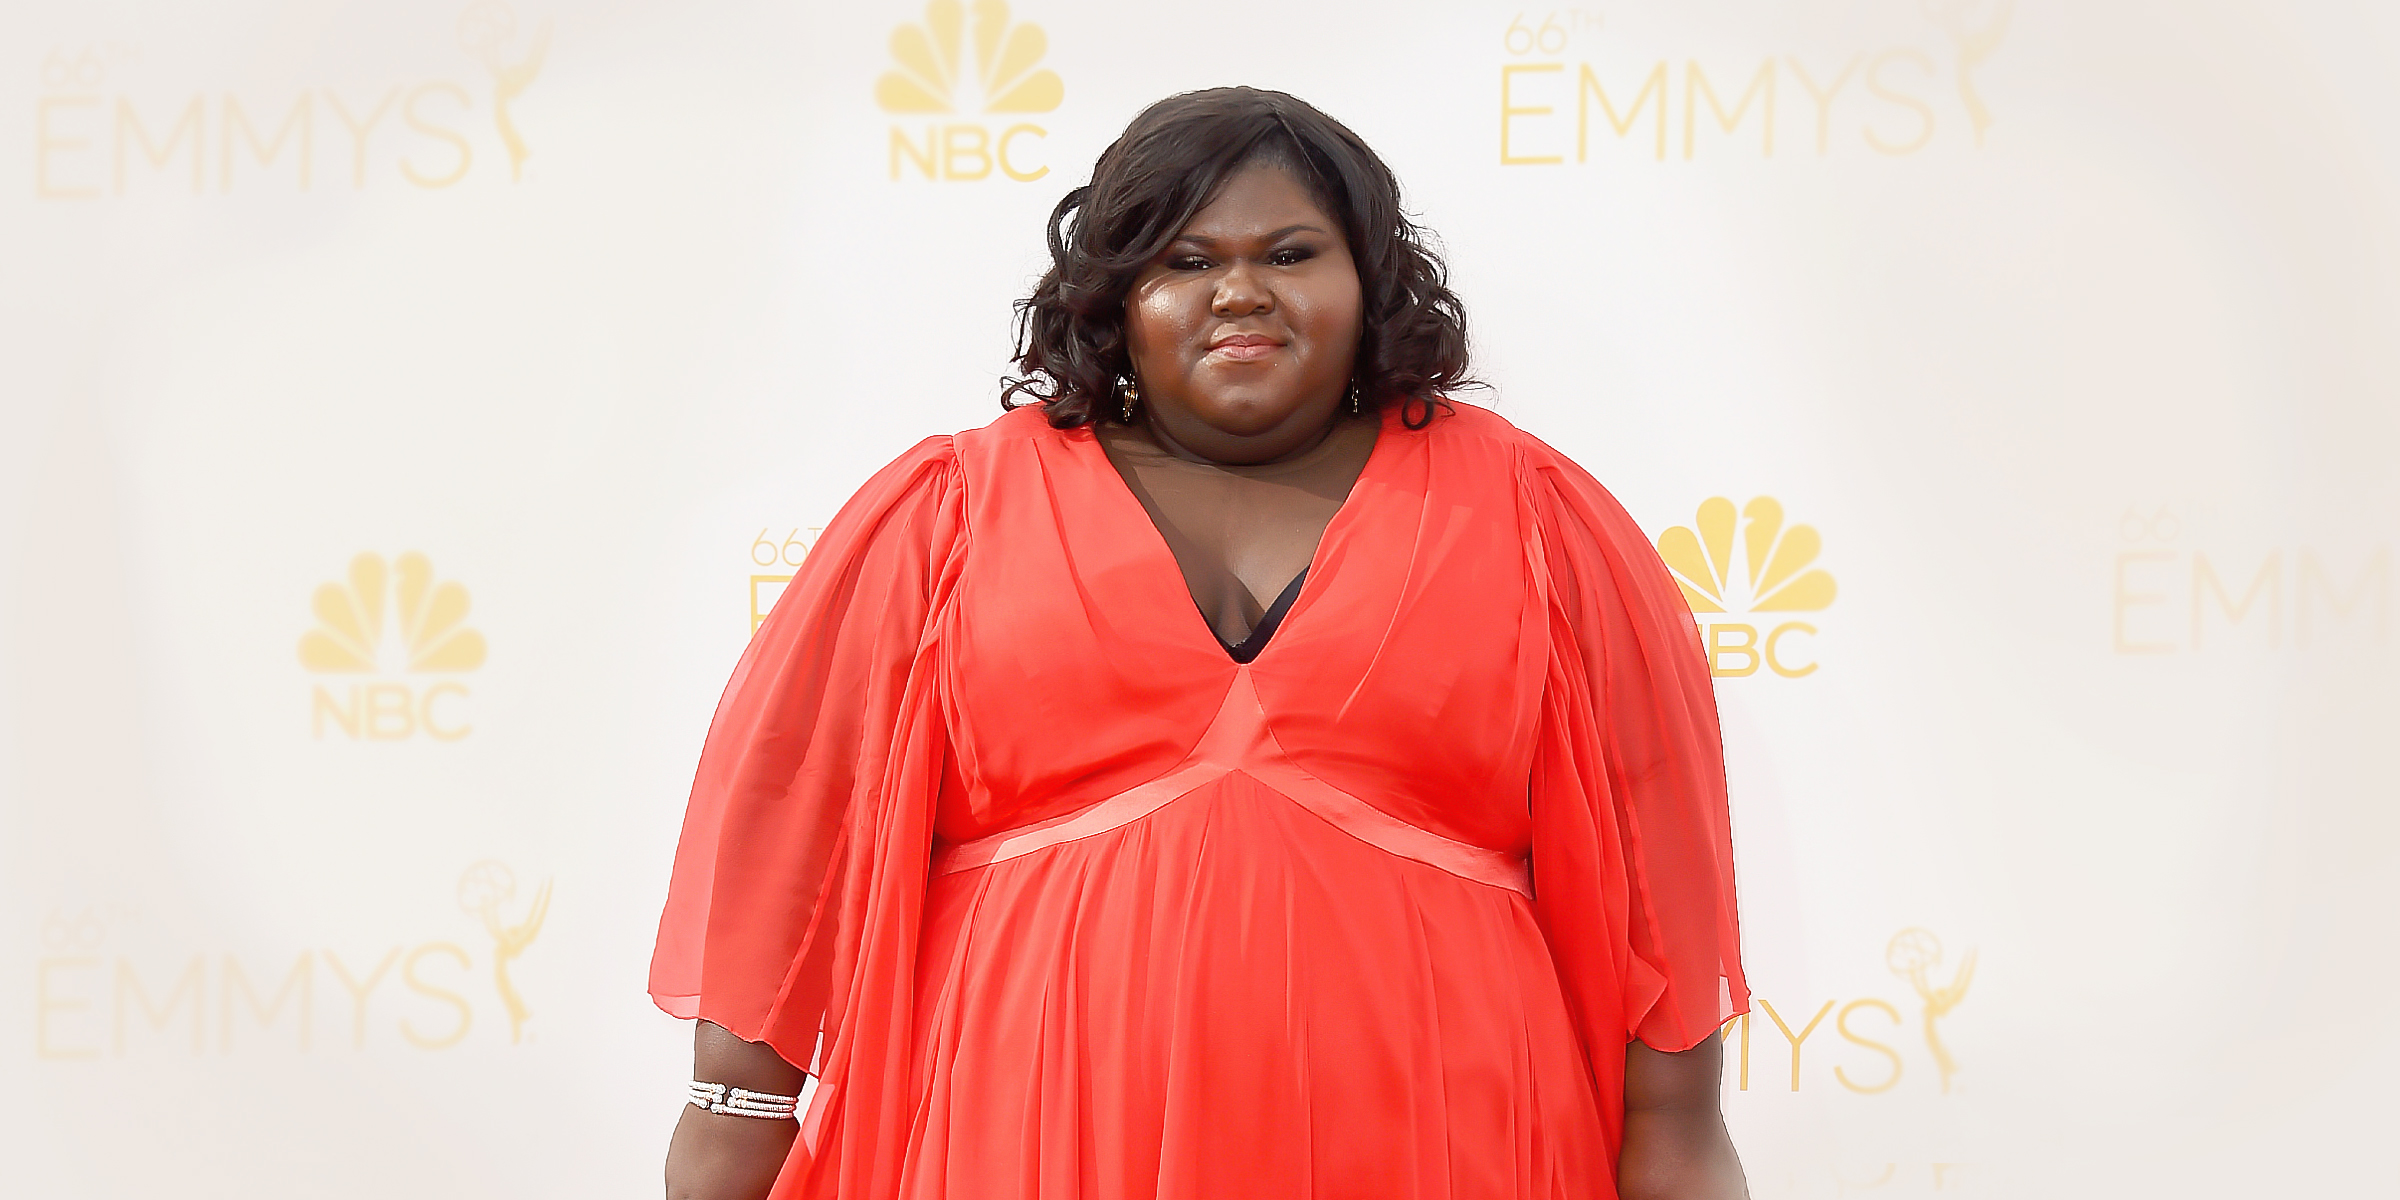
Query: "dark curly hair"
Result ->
[[1002, 87, 1475, 429]]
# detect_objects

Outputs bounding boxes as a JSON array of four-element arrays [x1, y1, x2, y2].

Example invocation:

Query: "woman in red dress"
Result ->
[[656, 88, 1750, 1200]]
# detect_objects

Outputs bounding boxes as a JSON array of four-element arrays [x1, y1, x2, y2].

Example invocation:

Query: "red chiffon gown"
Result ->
[[651, 401, 1746, 1200]]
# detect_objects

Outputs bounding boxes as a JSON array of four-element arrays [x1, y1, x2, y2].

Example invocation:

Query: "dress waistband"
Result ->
[[932, 668, 1532, 897]]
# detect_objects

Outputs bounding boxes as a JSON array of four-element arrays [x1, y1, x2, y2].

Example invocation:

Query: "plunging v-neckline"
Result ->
[[1085, 410, 1390, 666], [1219, 568, 1309, 663]]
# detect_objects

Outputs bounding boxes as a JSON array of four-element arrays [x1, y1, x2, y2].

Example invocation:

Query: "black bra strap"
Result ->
[[1220, 568, 1309, 664]]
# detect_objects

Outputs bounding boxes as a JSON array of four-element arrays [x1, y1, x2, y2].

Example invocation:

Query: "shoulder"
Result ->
[[1414, 399, 1603, 493], [954, 402, 1063, 453], [948, 403, 1080, 479], [846, 403, 1060, 503], [849, 404, 1060, 496], [1422, 402, 1656, 568], [1418, 399, 1561, 459], [819, 428, 966, 540], [850, 431, 962, 508]]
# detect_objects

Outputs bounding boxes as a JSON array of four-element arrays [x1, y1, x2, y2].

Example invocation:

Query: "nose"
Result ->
[[1211, 260, 1273, 317]]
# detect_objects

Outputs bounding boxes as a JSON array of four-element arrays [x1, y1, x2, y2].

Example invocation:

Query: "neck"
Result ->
[[1139, 405, 1352, 468]]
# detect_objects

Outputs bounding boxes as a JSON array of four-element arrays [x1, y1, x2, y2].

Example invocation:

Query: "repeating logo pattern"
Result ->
[[299, 552, 487, 673], [1656, 497, 1834, 677], [458, 861, 551, 1044], [2111, 505, 2391, 654], [874, 0, 1063, 114], [298, 552, 485, 740], [747, 527, 820, 633], [1496, 4, 2014, 164], [33, 863, 548, 1058], [874, 0, 1061, 181], [1722, 928, 1975, 1098], [1657, 496, 1837, 615], [33, 3, 549, 199], [1888, 927, 1975, 1093], [457, 1, 550, 181], [1924, 0, 2013, 145]]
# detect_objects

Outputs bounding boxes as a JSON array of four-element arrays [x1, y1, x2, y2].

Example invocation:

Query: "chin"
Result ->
[[1188, 392, 1311, 437]]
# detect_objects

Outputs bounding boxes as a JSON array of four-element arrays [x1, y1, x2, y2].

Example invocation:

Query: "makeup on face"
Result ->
[[1123, 163, 1365, 462]]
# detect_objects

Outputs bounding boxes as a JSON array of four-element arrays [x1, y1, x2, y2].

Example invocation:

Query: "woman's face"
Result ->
[[1123, 161, 1365, 464]]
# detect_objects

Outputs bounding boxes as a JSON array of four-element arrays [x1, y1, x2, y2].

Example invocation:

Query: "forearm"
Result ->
[[666, 1105, 800, 1200], [1617, 1105, 1747, 1200], [1618, 1036, 1749, 1200], [665, 1020, 809, 1200]]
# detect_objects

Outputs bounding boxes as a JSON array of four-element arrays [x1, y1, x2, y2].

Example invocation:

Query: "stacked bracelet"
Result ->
[[688, 1080, 800, 1119]]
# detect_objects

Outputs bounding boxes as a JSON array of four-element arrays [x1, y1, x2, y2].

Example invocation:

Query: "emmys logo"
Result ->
[[458, 861, 550, 1044], [299, 551, 487, 741], [876, 0, 1063, 182], [1923, 0, 2012, 146], [2111, 506, 2391, 655], [1718, 928, 1975, 1097], [747, 527, 823, 634], [1887, 927, 1974, 1093], [32, 2, 549, 199], [457, 0, 550, 182], [1655, 496, 1835, 678], [1495, 3, 2011, 165], [33, 864, 552, 1058]]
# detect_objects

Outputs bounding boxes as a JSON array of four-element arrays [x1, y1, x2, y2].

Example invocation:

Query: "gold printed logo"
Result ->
[[876, 0, 1060, 182], [1717, 927, 1976, 1102], [299, 552, 485, 740], [875, 0, 1063, 115], [2110, 504, 2391, 655], [1655, 497, 1833, 677], [299, 552, 488, 673], [33, 865, 550, 1058], [1657, 496, 1837, 614], [1887, 927, 1975, 1092], [1923, 0, 2012, 146], [1495, 5, 2010, 165], [458, 861, 550, 1044], [458, 0, 550, 181], [32, 3, 550, 199], [747, 527, 821, 634]]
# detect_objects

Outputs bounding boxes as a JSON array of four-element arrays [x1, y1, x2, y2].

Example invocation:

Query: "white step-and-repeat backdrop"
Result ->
[[5, 1, 2393, 1196]]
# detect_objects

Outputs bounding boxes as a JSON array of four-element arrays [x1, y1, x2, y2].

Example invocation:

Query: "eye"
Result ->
[[1268, 246, 1316, 266], [1167, 254, 1214, 271]]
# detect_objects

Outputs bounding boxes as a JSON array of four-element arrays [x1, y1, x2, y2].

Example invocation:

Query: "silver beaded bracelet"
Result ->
[[688, 1079, 800, 1119]]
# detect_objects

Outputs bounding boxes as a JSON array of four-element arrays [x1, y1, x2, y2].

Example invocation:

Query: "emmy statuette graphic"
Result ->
[[1887, 927, 1976, 1093], [459, 1, 551, 181], [459, 861, 552, 1043]]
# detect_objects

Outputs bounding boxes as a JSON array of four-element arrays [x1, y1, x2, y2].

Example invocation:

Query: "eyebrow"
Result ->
[[1170, 224, 1329, 247]]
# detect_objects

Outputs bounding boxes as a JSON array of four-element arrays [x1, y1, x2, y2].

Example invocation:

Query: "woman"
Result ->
[[655, 87, 1749, 1200]]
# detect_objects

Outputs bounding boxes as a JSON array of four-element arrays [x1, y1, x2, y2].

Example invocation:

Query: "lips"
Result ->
[[1206, 333, 1284, 362]]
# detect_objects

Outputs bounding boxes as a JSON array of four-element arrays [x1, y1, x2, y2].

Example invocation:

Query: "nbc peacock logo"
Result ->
[[875, 0, 1062, 182], [298, 552, 486, 740], [1656, 497, 1835, 677]]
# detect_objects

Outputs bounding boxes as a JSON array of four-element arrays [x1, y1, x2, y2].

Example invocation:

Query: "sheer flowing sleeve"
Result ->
[[1517, 438, 1747, 1062], [649, 435, 965, 1080]]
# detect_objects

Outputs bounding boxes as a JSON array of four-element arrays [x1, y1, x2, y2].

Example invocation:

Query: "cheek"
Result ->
[[1296, 276, 1365, 355], [1128, 284, 1200, 359]]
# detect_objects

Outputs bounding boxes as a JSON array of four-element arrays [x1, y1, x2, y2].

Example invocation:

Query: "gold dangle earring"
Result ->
[[1347, 380, 1362, 415], [1119, 379, 1140, 423]]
